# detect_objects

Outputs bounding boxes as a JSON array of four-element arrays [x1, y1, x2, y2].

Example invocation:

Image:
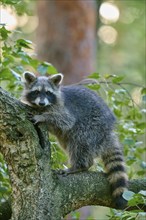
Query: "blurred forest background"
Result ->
[[1, 0, 145, 84], [0, 0, 145, 219]]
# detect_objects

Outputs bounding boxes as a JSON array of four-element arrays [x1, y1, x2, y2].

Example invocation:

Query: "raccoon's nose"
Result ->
[[39, 101, 46, 106]]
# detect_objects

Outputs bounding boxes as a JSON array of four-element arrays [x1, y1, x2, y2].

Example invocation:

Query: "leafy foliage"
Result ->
[[88, 73, 146, 219], [0, 26, 57, 97], [108, 190, 146, 220], [50, 135, 68, 170]]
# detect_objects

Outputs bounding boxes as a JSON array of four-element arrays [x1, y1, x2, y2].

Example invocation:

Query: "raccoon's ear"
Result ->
[[49, 73, 64, 86], [23, 71, 36, 84]]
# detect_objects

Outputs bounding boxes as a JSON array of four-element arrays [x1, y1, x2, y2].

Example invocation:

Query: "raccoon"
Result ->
[[22, 71, 128, 209]]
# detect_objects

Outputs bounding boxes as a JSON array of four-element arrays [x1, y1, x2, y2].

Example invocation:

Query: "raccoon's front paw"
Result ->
[[33, 115, 45, 124], [27, 113, 34, 121]]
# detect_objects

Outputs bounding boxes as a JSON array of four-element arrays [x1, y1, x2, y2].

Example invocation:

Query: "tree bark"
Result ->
[[0, 87, 146, 220], [36, 0, 96, 84]]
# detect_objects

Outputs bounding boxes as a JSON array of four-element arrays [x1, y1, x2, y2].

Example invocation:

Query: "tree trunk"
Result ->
[[36, 0, 96, 84], [0, 90, 61, 220], [0, 88, 146, 220]]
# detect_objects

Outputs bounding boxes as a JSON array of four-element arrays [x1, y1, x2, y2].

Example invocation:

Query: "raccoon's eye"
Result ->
[[46, 91, 52, 96], [33, 90, 40, 95]]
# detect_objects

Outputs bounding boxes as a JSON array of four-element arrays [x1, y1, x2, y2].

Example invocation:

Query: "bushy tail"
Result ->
[[102, 147, 128, 209]]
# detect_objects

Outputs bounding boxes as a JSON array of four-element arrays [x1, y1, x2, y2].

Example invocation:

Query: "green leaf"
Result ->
[[127, 158, 136, 166], [37, 64, 48, 75], [114, 108, 122, 117], [139, 190, 146, 197], [28, 59, 39, 69], [15, 65, 25, 73], [18, 51, 31, 63], [0, 26, 11, 40], [0, 68, 11, 79], [47, 64, 58, 75], [128, 193, 145, 206], [0, 186, 8, 193], [124, 138, 135, 146], [87, 84, 101, 91], [2, 44, 12, 53], [141, 88, 146, 94], [88, 72, 100, 79], [142, 95, 146, 102], [122, 190, 135, 201], [2, 55, 14, 66], [112, 76, 124, 83], [136, 122, 146, 129], [137, 170, 146, 176], [104, 74, 116, 79], [10, 69, 21, 80], [16, 39, 32, 49], [138, 212, 146, 217], [37, 62, 57, 75], [141, 161, 146, 169], [1, 0, 19, 5]]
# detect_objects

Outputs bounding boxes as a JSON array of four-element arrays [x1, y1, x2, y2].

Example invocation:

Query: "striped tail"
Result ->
[[102, 148, 128, 209]]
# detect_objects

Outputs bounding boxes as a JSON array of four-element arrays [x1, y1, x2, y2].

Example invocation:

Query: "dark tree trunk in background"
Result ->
[[36, 0, 96, 84]]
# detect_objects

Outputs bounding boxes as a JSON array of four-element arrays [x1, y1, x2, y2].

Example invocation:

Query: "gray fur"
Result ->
[[22, 72, 128, 209]]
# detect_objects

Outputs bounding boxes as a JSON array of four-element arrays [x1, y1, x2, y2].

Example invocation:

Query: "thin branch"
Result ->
[[99, 81, 145, 88], [72, 79, 145, 89]]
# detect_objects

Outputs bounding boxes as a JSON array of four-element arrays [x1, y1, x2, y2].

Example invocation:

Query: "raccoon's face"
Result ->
[[22, 72, 63, 108]]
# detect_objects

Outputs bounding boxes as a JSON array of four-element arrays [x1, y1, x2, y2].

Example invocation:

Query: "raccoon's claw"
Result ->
[[32, 115, 45, 124], [27, 114, 40, 124], [53, 169, 70, 177], [27, 113, 34, 121]]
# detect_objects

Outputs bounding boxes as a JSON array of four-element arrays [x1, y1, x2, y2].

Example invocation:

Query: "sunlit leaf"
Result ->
[[88, 72, 100, 79], [37, 64, 48, 75], [0, 26, 11, 40], [115, 89, 126, 94], [16, 39, 32, 49], [87, 84, 101, 91], [123, 191, 135, 201], [10, 69, 21, 81], [112, 76, 124, 83], [141, 161, 146, 169], [37, 62, 57, 75], [104, 74, 116, 79], [139, 190, 146, 197], [136, 122, 146, 129]]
